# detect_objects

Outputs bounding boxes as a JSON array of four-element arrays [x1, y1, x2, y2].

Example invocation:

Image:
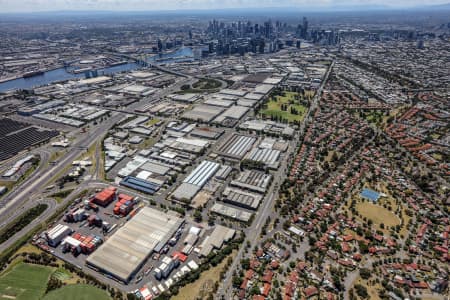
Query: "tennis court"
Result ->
[[360, 188, 380, 202]]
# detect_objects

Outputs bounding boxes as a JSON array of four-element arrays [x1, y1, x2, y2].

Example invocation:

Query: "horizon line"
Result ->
[[0, 3, 449, 15]]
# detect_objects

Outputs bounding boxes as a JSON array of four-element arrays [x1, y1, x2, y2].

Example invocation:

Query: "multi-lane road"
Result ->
[[1, 58, 334, 298], [218, 61, 334, 299], [0, 71, 195, 252]]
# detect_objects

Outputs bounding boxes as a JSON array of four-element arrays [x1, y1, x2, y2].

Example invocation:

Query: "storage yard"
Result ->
[[0, 32, 314, 300], [33, 185, 240, 295]]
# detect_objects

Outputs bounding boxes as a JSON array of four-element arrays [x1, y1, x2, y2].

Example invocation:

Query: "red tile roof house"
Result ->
[[253, 295, 266, 300], [296, 261, 307, 272], [341, 242, 351, 253], [409, 281, 428, 289], [245, 269, 256, 280], [289, 271, 299, 283], [342, 234, 354, 242], [238, 289, 246, 299], [270, 259, 280, 270], [373, 234, 384, 243], [304, 286, 319, 298], [261, 283, 272, 297], [338, 259, 356, 269], [352, 253, 362, 261], [284, 282, 295, 298], [262, 270, 274, 283], [240, 279, 249, 290]]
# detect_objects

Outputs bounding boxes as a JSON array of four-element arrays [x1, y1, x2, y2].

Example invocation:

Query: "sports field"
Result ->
[[355, 202, 400, 228], [260, 91, 307, 123], [42, 284, 111, 300], [0, 263, 53, 300]]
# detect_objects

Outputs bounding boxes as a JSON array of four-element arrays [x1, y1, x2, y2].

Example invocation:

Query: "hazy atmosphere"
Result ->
[[0, 0, 449, 12], [0, 0, 449, 299]]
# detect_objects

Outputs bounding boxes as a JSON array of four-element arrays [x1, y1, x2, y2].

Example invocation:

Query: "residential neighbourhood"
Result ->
[[0, 4, 448, 300]]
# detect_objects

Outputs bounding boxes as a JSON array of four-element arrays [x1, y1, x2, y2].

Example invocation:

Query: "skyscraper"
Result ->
[[302, 17, 308, 39]]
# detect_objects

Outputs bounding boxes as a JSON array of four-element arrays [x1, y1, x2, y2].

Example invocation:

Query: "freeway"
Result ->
[[0, 113, 123, 234], [0, 71, 193, 251], [0, 149, 50, 227], [0, 198, 57, 253]]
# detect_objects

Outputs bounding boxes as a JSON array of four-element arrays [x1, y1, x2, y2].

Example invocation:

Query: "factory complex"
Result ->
[[86, 207, 184, 283]]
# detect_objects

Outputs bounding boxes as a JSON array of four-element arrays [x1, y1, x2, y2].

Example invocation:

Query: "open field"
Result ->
[[260, 91, 307, 123], [52, 268, 72, 281], [192, 78, 222, 90], [355, 202, 400, 228], [138, 137, 156, 150], [177, 78, 222, 94], [42, 284, 111, 300], [145, 118, 160, 126], [172, 251, 236, 300], [13, 243, 42, 256], [352, 277, 382, 300], [0, 263, 53, 300]]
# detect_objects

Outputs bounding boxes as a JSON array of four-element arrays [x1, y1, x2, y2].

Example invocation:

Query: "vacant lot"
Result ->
[[355, 202, 400, 228], [260, 91, 307, 123], [42, 284, 111, 300], [0, 263, 53, 300], [352, 277, 382, 300], [172, 251, 236, 300]]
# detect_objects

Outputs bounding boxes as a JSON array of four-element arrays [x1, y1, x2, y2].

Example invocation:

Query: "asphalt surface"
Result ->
[[0, 72, 193, 252], [0, 59, 335, 298], [218, 61, 335, 299], [0, 115, 123, 240]]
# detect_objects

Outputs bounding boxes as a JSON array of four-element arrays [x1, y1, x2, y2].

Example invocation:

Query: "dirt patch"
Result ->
[[191, 191, 211, 209]]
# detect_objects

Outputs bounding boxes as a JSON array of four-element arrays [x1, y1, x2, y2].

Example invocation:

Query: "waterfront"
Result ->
[[0, 47, 194, 92]]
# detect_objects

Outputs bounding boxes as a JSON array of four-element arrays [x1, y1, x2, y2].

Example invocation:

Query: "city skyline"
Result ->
[[0, 0, 449, 13], [0, 2, 448, 300]]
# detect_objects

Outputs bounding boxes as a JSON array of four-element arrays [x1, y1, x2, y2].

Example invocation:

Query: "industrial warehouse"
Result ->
[[171, 160, 220, 202], [86, 207, 184, 283], [216, 133, 257, 160]]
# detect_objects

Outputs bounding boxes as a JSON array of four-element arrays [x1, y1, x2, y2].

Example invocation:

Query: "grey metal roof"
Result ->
[[86, 207, 183, 282]]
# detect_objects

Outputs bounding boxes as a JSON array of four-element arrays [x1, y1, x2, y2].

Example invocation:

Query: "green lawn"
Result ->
[[145, 118, 160, 126], [192, 78, 222, 90], [49, 189, 75, 203], [42, 284, 111, 300], [0, 263, 53, 300], [260, 91, 307, 123], [52, 269, 72, 281]]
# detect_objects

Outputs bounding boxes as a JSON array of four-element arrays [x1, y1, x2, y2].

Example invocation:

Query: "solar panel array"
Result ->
[[0, 118, 59, 161], [0, 118, 28, 136]]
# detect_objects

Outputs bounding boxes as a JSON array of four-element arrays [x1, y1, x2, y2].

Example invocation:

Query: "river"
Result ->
[[0, 47, 195, 93]]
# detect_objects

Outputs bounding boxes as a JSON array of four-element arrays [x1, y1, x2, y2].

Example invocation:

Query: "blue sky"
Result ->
[[0, 0, 448, 12]]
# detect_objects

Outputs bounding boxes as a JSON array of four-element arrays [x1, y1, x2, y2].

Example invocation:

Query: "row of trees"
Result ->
[[0, 204, 48, 244], [155, 234, 244, 300]]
